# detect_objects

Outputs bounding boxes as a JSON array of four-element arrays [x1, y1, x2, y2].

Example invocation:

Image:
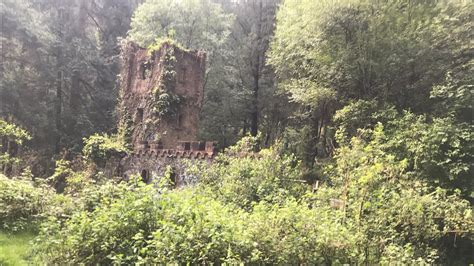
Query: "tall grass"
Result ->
[[0, 231, 35, 266]]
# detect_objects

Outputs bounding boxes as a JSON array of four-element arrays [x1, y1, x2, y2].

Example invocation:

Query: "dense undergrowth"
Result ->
[[1, 130, 472, 264]]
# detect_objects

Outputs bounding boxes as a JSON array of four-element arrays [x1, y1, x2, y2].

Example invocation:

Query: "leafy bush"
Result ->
[[31, 179, 358, 264], [335, 103, 473, 198], [0, 119, 31, 168], [324, 124, 474, 263], [82, 134, 128, 166], [32, 181, 244, 264], [382, 113, 473, 197], [0, 120, 31, 145], [31, 131, 473, 264], [199, 142, 307, 209], [0, 174, 53, 232]]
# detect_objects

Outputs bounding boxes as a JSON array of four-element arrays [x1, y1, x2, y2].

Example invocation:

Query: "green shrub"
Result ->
[[29, 132, 474, 264], [32, 181, 245, 264], [0, 174, 53, 232], [31, 179, 358, 264], [82, 133, 128, 166], [200, 143, 307, 209], [382, 112, 473, 197], [0, 119, 31, 169], [325, 124, 474, 263]]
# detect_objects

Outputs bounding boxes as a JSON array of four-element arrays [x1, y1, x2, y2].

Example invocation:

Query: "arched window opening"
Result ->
[[169, 170, 177, 187], [184, 142, 191, 151], [141, 169, 149, 184]]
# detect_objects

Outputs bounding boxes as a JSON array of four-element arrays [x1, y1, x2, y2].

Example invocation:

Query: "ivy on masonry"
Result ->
[[118, 106, 133, 148], [152, 45, 183, 118]]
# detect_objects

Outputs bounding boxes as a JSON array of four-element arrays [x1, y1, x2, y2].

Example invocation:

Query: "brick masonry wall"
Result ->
[[116, 41, 211, 185], [120, 42, 206, 150]]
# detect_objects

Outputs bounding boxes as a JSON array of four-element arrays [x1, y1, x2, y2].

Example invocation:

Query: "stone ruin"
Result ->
[[115, 41, 215, 186]]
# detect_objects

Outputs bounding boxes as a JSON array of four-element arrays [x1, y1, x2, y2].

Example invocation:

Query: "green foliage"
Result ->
[[32, 181, 238, 264], [268, 0, 473, 164], [148, 37, 188, 53], [333, 100, 380, 138], [32, 179, 155, 264], [117, 106, 134, 149], [1, 0, 139, 166], [431, 62, 473, 123], [0, 174, 52, 232], [0, 230, 35, 265], [28, 131, 474, 264], [283, 79, 336, 108], [151, 46, 183, 117], [0, 120, 31, 145], [129, 0, 233, 50], [2, 0, 473, 264], [0, 119, 31, 167], [270, 0, 471, 106], [31, 179, 354, 264], [200, 143, 306, 209], [381, 112, 473, 197], [325, 124, 473, 263], [154, 90, 183, 117], [82, 134, 128, 166]]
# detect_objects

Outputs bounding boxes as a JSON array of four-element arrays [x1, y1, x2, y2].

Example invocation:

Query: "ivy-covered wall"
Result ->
[[118, 41, 206, 150]]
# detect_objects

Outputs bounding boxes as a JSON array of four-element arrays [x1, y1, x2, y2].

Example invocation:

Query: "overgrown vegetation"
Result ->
[[151, 45, 183, 118], [0, 174, 50, 232], [0, 119, 31, 170], [1, 131, 473, 263], [24, 138, 474, 264], [1, 0, 473, 264], [82, 134, 129, 167]]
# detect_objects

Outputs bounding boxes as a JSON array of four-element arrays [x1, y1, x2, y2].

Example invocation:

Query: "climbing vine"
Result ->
[[152, 45, 183, 118], [117, 106, 133, 148]]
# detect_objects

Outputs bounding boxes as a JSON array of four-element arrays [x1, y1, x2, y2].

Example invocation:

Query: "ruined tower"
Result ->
[[117, 41, 215, 184]]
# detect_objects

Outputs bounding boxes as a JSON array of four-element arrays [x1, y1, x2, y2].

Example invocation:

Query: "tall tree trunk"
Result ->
[[250, 64, 259, 137], [250, 0, 263, 137], [55, 6, 64, 154], [55, 69, 62, 154], [303, 111, 320, 169]]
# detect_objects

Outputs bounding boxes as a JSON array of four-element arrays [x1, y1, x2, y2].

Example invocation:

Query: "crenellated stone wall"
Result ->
[[116, 41, 214, 185]]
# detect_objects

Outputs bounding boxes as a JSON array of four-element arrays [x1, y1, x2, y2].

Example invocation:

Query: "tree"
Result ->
[[1, 0, 140, 174], [0, 119, 31, 175], [129, 0, 237, 147], [224, 0, 280, 138], [268, 0, 473, 168]]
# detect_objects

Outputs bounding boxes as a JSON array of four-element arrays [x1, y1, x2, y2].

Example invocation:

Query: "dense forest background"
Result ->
[[2, 0, 472, 180], [0, 0, 473, 264]]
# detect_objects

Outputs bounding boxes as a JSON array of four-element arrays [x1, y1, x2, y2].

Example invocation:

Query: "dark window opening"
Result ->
[[169, 170, 177, 187], [184, 142, 191, 151], [198, 142, 205, 151], [140, 61, 152, 80], [141, 169, 149, 184], [137, 108, 144, 122]]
